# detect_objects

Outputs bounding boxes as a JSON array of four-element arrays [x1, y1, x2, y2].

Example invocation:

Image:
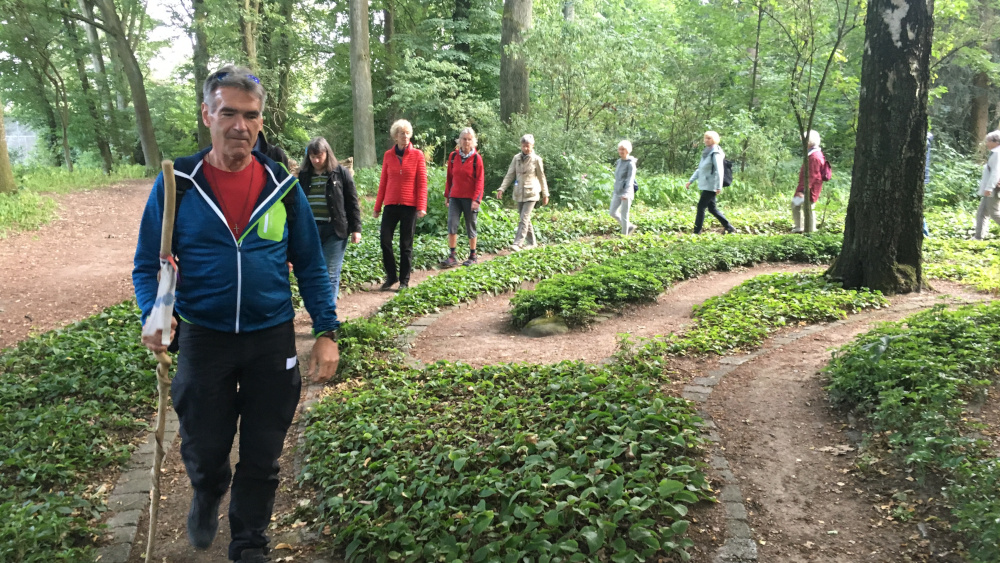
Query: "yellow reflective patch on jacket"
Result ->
[[257, 202, 287, 242]]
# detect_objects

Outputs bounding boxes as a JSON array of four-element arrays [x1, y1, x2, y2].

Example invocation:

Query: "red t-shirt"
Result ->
[[203, 160, 267, 238]]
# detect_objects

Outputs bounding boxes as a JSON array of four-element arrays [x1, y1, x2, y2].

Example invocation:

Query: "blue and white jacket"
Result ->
[[133, 147, 339, 336]]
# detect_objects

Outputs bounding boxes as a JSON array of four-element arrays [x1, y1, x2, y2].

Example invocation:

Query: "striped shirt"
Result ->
[[308, 174, 330, 222]]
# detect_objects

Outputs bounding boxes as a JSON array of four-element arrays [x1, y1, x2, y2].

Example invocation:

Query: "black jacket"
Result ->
[[300, 164, 362, 241], [255, 131, 289, 169]]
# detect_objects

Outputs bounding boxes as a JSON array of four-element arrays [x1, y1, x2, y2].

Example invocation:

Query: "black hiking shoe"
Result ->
[[462, 255, 478, 266], [380, 280, 397, 291], [235, 547, 271, 563], [725, 226, 737, 234], [398, 282, 409, 290], [186, 493, 221, 550], [440, 255, 459, 268]]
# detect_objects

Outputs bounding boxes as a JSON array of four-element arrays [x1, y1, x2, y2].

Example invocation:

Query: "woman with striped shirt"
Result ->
[[299, 137, 362, 305]]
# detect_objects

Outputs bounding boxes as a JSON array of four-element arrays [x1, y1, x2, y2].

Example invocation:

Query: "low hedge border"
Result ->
[[509, 233, 845, 330], [825, 302, 1000, 562]]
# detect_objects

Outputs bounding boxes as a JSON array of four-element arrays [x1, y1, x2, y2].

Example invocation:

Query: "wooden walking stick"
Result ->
[[146, 160, 177, 563]]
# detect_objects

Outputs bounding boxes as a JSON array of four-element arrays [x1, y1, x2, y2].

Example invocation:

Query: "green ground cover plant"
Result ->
[[0, 189, 56, 237], [0, 301, 156, 562], [667, 272, 887, 355], [923, 238, 1000, 293], [825, 302, 1000, 562], [509, 234, 846, 330], [302, 360, 711, 562]]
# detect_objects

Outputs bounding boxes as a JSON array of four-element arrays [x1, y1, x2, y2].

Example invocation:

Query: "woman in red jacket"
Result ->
[[440, 127, 485, 267], [792, 130, 827, 233], [375, 119, 428, 290]]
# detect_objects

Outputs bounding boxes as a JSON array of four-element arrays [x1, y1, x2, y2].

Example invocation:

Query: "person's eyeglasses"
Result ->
[[215, 71, 260, 84]]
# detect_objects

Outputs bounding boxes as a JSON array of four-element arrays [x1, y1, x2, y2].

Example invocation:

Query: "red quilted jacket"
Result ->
[[376, 143, 428, 212]]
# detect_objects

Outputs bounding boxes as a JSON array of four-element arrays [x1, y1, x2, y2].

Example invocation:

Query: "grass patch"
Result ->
[[0, 190, 57, 237], [302, 359, 711, 562], [825, 302, 1000, 562], [0, 301, 157, 561], [18, 164, 148, 194]]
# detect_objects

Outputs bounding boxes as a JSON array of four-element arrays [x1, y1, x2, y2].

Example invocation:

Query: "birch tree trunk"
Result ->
[[827, 0, 934, 294]]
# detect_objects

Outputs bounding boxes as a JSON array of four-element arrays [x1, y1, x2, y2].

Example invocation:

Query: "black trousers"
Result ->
[[379, 204, 417, 284], [694, 190, 732, 233], [171, 321, 301, 560]]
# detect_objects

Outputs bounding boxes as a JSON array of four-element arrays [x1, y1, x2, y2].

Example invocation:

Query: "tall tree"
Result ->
[[91, 0, 161, 171], [63, 6, 114, 173], [500, 0, 531, 123], [350, 0, 376, 167], [0, 97, 16, 194], [827, 0, 934, 293], [970, 71, 990, 145], [77, 0, 123, 155]]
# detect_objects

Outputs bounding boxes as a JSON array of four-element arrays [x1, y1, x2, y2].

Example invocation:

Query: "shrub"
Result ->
[[302, 360, 711, 562]]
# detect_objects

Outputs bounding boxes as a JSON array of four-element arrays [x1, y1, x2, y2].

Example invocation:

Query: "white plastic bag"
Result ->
[[791, 194, 804, 206]]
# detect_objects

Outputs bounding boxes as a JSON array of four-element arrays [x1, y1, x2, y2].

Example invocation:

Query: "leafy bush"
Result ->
[[825, 302, 1000, 561], [334, 317, 405, 381], [669, 272, 887, 355], [923, 237, 1000, 293], [510, 234, 846, 330], [0, 301, 158, 561], [0, 189, 57, 237], [302, 360, 711, 562], [510, 266, 665, 328], [925, 141, 981, 207]]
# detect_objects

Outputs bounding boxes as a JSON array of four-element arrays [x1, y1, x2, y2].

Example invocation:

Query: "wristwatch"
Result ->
[[318, 330, 338, 343]]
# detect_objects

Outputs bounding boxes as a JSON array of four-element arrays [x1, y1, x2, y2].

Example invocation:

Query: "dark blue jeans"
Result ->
[[318, 222, 348, 306], [693, 190, 732, 233], [171, 321, 301, 560]]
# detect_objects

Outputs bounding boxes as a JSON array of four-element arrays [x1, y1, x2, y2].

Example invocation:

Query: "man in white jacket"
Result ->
[[974, 130, 1000, 240]]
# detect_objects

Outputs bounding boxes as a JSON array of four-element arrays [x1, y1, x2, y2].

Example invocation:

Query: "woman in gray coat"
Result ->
[[974, 130, 1000, 240], [685, 131, 736, 234], [610, 140, 638, 235]]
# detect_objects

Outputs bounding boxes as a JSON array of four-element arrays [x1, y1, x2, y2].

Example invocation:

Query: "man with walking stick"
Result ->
[[133, 65, 340, 563]]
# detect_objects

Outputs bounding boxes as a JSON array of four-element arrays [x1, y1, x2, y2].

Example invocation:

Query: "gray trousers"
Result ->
[[609, 194, 633, 235], [513, 201, 537, 246], [975, 194, 1000, 240], [791, 200, 814, 232]]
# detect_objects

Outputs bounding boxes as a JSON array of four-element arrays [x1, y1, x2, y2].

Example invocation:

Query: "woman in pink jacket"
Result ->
[[792, 130, 828, 233], [375, 119, 428, 290]]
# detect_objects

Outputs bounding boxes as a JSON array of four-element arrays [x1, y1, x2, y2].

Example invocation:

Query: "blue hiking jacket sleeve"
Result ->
[[132, 150, 339, 336]]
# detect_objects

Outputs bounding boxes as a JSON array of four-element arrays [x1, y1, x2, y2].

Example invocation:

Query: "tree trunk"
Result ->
[[383, 0, 399, 129], [971, 71, 989, 148], [77, 0, 123, 155], [26, 65, 63, 166], [350, 0, 377, 168], [827, 0, 934, 294], [0, 100, 17, 194], [269, 0, 294, 138], [740, 2, 763, 173], [562, 0, 574, 21], [193, 0, 211, 148], [500, 0, 532, 123], [94, 0, 161, 173], [453, 0, 471, 56], [64, 9, 114, 173], [241, 0, 261, 72]]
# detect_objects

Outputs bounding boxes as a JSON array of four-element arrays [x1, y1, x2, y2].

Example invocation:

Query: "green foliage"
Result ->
[[302, 359, 711, 562], [922, 237, 1000, 293], [0, 189, 56, 236], [511, 234, 848, 331], [510, 266, 665, 328], [825, 303, 1000, 561], [16, 164, 148, 194], [925, 141, 982, 207], [669, 272, 887, 355], [334, 317, 405, 381], [0, 301, 158, 561]]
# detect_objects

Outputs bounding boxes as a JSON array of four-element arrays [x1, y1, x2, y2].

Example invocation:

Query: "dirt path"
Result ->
[[0, 180, 153, 349]]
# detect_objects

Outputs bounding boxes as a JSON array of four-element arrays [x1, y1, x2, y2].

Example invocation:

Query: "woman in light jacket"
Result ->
[[497, 134, 549, 251], [791, 130, 827, 233], [374, 119, 428, 290], [685, 131, 736, 234], [974, 130, 1000, 240], [610, 140, 638, 235]]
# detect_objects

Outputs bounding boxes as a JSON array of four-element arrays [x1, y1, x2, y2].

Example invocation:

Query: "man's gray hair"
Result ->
[[203, 65, 266, 110], [520, 134, 535, 145], [986, 130, 1000, 144]]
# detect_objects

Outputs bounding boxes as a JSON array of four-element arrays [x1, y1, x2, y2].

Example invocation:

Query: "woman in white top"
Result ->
[[974, 130, 1000, 240]]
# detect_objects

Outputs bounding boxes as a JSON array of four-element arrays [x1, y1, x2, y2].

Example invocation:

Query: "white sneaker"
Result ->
[[510, 244, 522, 252], [522, 243, 537, 249]]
